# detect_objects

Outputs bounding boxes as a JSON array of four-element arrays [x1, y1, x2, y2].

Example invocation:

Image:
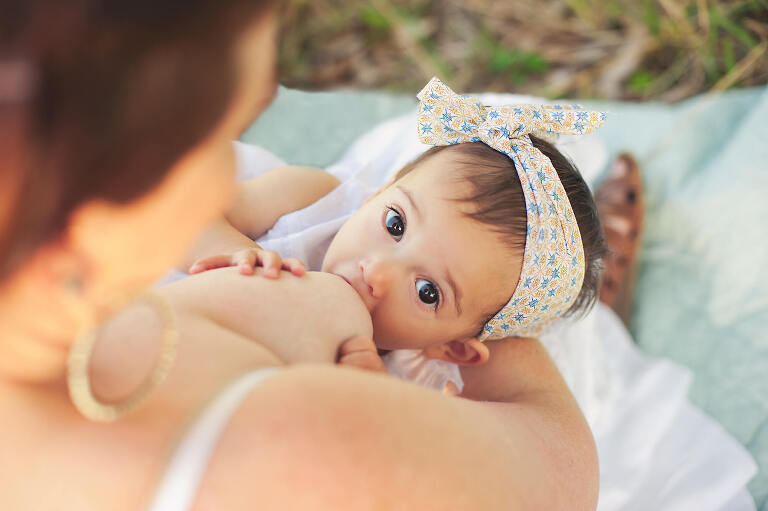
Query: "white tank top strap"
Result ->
[[147, 367, 281, 511]]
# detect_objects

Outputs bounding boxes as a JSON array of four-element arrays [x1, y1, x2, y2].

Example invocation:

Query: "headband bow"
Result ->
[[416, 77, 606, 340]]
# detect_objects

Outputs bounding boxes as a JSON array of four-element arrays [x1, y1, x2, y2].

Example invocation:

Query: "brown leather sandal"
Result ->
[[595, 153, 644, 325]]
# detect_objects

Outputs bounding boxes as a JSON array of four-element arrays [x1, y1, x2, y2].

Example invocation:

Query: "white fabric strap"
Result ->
[[148, 367, 280, 511]]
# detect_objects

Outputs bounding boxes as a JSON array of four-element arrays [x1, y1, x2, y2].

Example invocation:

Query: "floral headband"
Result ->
[[416, 77, 606, 340]]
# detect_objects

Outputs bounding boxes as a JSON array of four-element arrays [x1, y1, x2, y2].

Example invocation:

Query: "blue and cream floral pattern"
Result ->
[[416, 77, 606, 340]]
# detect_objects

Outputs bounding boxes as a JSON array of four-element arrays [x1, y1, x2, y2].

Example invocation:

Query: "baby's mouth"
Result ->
[[334, 271, 374, 312], [334, 272, 354, 289]]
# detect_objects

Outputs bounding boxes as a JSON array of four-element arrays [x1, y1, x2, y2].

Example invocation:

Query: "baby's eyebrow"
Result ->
[[396, 185, 422, 222]]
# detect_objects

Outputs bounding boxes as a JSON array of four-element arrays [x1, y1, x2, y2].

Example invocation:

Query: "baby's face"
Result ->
[[322, 150, 521, 350]]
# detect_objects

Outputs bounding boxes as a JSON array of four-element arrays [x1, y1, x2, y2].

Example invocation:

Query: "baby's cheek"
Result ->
[[370, 308, 420, 350], [326, 209, 371, 263], [372, 308, 467, 351]]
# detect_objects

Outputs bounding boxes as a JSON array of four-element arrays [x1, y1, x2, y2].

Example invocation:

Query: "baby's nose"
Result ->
[[360, 259, 394, 299]]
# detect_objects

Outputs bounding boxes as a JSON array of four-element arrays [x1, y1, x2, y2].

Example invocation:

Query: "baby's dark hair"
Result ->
[[395, 137, 606, 319]]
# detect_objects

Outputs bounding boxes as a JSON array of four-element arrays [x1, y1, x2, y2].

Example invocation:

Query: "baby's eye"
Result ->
[[385, 207, 405, 241], [416, 278, 440, 309]]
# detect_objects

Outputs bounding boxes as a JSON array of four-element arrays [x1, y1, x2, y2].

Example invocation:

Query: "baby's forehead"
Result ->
[[396, 151, 474, 200]]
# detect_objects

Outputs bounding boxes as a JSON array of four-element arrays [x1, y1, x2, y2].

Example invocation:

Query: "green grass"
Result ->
[[278, 0, 768, 100]]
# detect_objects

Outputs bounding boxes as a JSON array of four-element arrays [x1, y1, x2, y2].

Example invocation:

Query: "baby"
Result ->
[[184, 78, 607, 392]]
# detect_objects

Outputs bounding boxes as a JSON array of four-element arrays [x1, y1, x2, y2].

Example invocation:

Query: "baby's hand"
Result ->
[[336, 336, 386, 373], [188, 248, 306, 278]]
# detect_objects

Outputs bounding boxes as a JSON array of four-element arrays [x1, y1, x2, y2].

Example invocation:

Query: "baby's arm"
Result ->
[[178, 166, 340, 273], [227, 166, 340, 239]]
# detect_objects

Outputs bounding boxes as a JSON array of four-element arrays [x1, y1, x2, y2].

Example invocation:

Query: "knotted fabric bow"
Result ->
[[416, 77, 606, 339]]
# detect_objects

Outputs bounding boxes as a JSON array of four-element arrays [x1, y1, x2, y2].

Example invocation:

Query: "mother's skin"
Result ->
[[87, 267, 598, 510], [0, 3, 598, 509]]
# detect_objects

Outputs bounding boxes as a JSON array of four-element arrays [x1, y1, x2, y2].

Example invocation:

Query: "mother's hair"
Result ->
[[0, 0, 274, 282]]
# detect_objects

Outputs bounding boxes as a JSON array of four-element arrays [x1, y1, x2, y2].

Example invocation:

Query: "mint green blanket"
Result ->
[[242, 85, 768, 508]]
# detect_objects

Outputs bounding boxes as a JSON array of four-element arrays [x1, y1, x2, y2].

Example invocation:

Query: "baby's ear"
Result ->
[[422, 338, 489, 367]]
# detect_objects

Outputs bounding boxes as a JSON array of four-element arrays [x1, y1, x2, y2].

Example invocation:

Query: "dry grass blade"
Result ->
[[712, 40, 768, 91]]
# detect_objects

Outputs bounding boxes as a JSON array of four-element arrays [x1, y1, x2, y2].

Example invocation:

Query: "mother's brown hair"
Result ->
[[0, 0, 275, 282]]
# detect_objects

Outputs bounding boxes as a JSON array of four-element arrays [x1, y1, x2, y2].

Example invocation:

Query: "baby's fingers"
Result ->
[[258, 250, 281, 279], [188, 255, 234, 274], [232, 250, 257, 276], [281, 258, 306, 277]]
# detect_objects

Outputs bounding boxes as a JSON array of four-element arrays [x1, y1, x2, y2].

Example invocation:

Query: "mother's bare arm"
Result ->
[[460, 337, 600, 510], [195, 340, 598, 510]]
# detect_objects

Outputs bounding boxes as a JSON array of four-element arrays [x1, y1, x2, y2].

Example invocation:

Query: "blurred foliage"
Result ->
[[277, 0, 768, 100]]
